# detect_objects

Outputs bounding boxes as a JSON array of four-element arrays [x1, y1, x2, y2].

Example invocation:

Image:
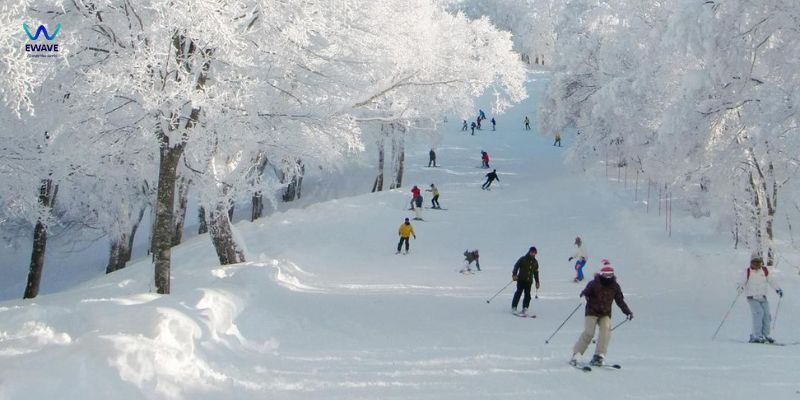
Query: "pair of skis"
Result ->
[[571, 360, 622, 372]]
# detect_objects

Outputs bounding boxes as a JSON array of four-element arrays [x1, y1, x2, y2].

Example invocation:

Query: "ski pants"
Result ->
[[511, 280, 532, 309], [575, 259, 587, 281], [431, 195, 440, 208], [573, 315, 611, 357], [428, 158, 436, 167], [397, 237, 410, 252], [747, 296, 772, 339], [482, 179, 494, 189]]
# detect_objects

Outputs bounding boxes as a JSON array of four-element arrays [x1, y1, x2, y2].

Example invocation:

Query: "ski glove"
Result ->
[[626, 313, 634, 321], [776, 289, 784, 298]]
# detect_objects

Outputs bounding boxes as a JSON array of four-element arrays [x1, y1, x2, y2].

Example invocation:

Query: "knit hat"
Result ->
[[599, 259, 614, 276], [529, 246, 537, 253]]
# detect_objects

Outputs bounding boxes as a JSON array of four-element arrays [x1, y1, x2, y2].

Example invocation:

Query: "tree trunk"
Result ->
[[23, 179, 57, 299], [388, 124, 406, 190], [198, 206, 208, 234], [208, 200, 246, 265], [153, 146, 184, 294], [282, 159, 305, 202], [372, 127, 385, 192], [106, 205, 146, 274], [251, 193, 263, 221], [172, 176, 190, 246]]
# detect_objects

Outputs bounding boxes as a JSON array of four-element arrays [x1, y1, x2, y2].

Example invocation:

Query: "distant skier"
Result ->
[[570, 259, 633, 367], [737, 254, 783, 343], [463, 249, 480, 272], [481, 151, 490, 168], [476, 116, 482, 130], [413, 192, 424, 220], [462, 120, 468, 131], [511, 246, 540, 316], [553, 132, 561, 147], [426, 184, 440, 209], [479, 109, 486, 120], [396, 217, 416, 254], [524, 116, 531, 130], [482, 169, 499, 190], [568, 236, 588, 282], [491, 117, 496, 131], [471, 121, 476, 135], [428, 149, 437, 167], [410, 185, 421, 210]]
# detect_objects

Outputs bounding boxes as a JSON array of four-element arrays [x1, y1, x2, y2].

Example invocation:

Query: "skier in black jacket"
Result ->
[[511, 246, 540, 316], [482, 169, 499, 190]]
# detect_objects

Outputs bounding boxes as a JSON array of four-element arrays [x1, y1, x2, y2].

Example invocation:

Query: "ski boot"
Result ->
[[589, 354, 604, 367]]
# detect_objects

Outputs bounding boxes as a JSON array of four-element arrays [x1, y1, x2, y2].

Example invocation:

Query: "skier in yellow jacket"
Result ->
[[396, 218, 416, 254]]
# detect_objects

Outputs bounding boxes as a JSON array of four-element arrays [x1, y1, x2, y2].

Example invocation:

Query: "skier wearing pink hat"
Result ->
[[569, 259, 633, 367]]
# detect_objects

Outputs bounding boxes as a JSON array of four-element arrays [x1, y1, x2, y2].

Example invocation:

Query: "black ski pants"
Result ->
[[431, 195, 440, 208], [512, 280, 532, 309], [397, 237, 410, 252]]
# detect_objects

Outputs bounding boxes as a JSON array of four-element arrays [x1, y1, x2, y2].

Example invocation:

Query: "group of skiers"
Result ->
[[462, 110, 496, 135]]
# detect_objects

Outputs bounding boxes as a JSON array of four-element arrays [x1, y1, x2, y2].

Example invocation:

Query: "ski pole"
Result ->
[[593, 318, 631, 343], [486, 280, 514, 304], [712, 290, 742, 340], [772, 294, 782, 332], [545, 302, 583, 344]]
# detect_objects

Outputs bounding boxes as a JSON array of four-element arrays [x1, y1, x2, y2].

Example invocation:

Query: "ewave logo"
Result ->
[[23, 23, 62, 56], [23, 23, 61, 41]]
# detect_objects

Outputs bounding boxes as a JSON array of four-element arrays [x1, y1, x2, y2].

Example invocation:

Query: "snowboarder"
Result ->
[[568, 236, 588, 282], [482, 169, 499, 190], [463, 249, 480, 272], [428, 149, 437, 167], [471, 121, 476, 135], [511, 246, 540, 316], [462, 120, 468, 131], [491, 117, 496, 131], [426, 184, 440, 209], [524, 116, 530, 130], [396, 218, 416, 254], [410, 185, 421, 210], [554, 132, 561, 147], [737, 254, 783, 343], [481, 151, 490, 168], [570, 259, 633, 367]]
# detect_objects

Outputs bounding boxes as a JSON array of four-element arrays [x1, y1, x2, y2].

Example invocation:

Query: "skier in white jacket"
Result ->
[[737, 254, 783, 343], [569, 236, 588, 282]]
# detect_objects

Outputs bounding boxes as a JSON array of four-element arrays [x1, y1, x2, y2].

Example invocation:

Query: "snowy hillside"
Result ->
[[0, 73, 798, 400]]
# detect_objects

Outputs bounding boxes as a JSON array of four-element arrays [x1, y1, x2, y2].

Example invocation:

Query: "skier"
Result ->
[[482, 169, 499, 190], [413, 194, 424, 220], [737, 254, 783, 343], [568, 236, 588, 282], [570, 259, 633, 367], [428, 149, 437, 167], [462, 120, 468, 131], [471, 121, 476, 135], [426, 184, 440, 209], [553, 132, 561, 147], [410, 185, 421, 210], [479, 109, 486, 120], [463, 249, 480, 272], [481, 151, 490, 168], [491, 117, 496, 131], [524, 116, 530, 130], [396, 217, 416, 254], [476, 116, 482, 130], [511, 246, 540, 316]]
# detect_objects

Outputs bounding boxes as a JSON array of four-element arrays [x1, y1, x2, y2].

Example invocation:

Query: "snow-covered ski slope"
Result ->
[[0, 72, 798, 399]]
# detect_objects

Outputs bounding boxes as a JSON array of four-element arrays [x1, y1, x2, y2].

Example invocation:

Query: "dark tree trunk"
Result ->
[[172, 176, 190, 246], [24, 179, 57, 299], [153, 145, 184, 294], [372, 132, 385, 192], [106, 205, 146, 274], [198, 206, 208, 234], [388, 123, 406, 190], [251, 193, 263, 221], [283, 159, 305, 202], [208, 200, 246, 265]]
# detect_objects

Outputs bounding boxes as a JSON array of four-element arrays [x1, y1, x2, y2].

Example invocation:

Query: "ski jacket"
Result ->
[[580, 275, 631, 318], [429, 150, 436, 160], [482, 153, 490, 162], [572, 243, 588, 261], [411, 186, 421, 199], [512, 254, 539, 284], [398, 223, 415, 238], [427, 186, 439, 196], [739, 266, 780, 298], [485, 172, 499, 181]]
